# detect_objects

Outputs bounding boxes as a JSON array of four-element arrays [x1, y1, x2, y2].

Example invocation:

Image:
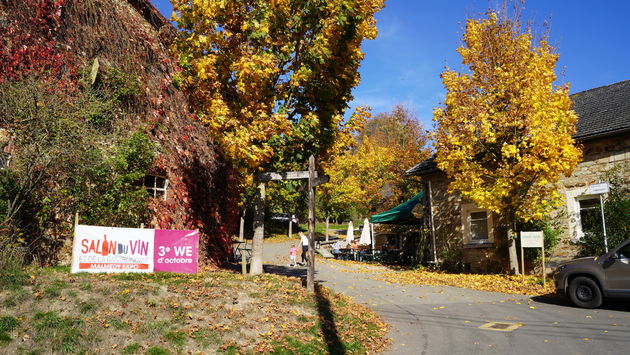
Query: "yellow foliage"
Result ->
[[321, 105, 431, 216], [172, 0, 384, 176], [433, 11, 582, 221]]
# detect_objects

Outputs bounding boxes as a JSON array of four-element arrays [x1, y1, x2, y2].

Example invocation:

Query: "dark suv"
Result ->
[[555, 238, 630, 308]]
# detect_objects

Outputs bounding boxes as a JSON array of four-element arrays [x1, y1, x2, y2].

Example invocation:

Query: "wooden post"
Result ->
[[74, 212, 79, 226], [249, 182, 266, 275], [239, 211, 245, 242], [542, 242, 546, 287], [241, 251, 247, 275], [307, 155, 316, 292], [520, 243, 525, 283], [288, 217, 293, 239], [140, 223, 145, 229], [325, 215, 329, 242]]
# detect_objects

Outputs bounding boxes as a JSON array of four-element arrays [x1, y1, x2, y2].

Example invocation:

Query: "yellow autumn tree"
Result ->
[[320, 105, 431, 221], [171, 0, 383, 174], [433, 11, 582, 273]]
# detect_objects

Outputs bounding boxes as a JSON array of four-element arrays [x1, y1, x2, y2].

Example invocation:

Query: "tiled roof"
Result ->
[[572, 79, 630, 140], [407, 79, 630, 176], [406, 154, 437, 176]]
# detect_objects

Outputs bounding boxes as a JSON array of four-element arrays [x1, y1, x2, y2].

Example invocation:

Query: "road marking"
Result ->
[[478, 322, 523, 332]]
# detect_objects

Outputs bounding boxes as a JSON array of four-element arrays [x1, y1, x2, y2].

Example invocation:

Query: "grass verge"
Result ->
[[0, 266, 389, 354]]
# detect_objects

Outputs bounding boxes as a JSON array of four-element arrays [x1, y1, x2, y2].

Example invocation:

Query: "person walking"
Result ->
[[288, 244, 298, 267], [300, 232, 309, 265]]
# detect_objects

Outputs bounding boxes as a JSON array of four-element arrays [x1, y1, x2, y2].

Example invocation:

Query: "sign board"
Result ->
[[71, 225, 198, 274], [257, 171, 317, 181], [519, 230, 546, 287], [587, 182, 610, 195], [520, 231, 544, 248]]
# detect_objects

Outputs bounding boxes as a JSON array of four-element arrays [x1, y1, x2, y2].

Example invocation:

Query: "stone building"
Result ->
[[0, 0, 239, 266], [407, 80, 630, 273]]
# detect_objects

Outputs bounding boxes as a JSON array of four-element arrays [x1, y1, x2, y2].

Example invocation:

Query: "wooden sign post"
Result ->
[[520, 231, 546, 287], [250, 155, 329, 292]]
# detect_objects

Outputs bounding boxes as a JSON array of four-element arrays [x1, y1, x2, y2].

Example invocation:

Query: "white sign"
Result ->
[[72, 225, 154, 273], [587, 182, 610, 195], [521, 231, 544, 248], [71, 225, 200, 274]]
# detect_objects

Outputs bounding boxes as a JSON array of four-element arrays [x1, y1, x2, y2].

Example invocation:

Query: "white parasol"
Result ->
[[345, 221, 354, 244], [359, 218, 371, 246]]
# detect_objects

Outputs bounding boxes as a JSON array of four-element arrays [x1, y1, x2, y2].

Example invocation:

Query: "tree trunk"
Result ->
[[249, 182, 265, 275], [325, 214, 329, 242], [307, 155, 316, 292], [507, 217, 520, 274]]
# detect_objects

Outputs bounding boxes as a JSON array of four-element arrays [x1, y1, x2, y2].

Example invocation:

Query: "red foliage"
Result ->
[[0, 0, 77, 87], [1, 0, 240, 267]]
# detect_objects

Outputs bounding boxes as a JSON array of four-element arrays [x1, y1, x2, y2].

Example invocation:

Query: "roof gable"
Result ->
[[572, 79, 630, 140]]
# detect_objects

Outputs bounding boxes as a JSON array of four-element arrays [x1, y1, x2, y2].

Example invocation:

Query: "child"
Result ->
[[289, 244, 299, 267]]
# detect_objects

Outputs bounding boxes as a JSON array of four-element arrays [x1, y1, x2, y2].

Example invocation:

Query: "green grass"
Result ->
[[78, 302, 95, 313], [146, 346, 170, 355], [121, 343, 141, 354], [0, 316, 20, 332], [192, 328, 220, 348], [109, 318, 129, 330], [33, 311, 87, 353], [164, 330, 187, 348], [270, 336, 322, 355], [0, 269, 28, 291], [0, 316, 18, 344], [0, 331, 11, 344], [299, 223, 349, 236], [141, 320, 171, 338], [43, 280, 67, 298], [117, 291, 133, 304]]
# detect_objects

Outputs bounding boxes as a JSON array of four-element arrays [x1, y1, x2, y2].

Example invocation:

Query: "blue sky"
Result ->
[[150, 0, 630, 130]]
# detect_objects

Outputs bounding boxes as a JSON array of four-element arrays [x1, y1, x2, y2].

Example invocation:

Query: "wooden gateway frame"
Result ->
[[248, 155, 328, 292]]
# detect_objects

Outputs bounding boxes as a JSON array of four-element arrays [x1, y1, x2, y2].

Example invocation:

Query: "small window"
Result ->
[[617, 243, 630, 259], [579, 198, 601, 236], [470, 211, 489, 241], [144, 175, 168, 200]]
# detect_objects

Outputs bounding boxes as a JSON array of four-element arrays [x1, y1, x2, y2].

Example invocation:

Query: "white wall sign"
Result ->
[[587, 182, 609, 195], [520, 231, 544, 248]]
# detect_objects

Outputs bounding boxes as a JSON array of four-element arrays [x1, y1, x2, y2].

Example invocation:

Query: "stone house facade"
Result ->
[[0, 0, 239, 266], [407, 80, 630, 273]]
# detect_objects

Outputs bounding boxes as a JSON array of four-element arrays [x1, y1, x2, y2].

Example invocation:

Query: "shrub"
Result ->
[[575, 164, 630, 256], [0, 69, 153, 265]]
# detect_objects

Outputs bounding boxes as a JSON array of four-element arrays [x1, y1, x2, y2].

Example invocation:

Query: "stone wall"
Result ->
[[420, 133, 630, 272], [0, 0, 240, 266], [550, 133, 630, 265], [424, 172, 506, 272]]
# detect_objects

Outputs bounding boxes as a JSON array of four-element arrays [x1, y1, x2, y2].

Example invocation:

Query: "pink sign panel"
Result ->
[[153, 229, 199, 273]]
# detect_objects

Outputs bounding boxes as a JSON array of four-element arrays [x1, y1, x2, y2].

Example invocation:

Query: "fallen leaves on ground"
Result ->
[[324, 259, 554, 296], [0, 266, 389, 354]]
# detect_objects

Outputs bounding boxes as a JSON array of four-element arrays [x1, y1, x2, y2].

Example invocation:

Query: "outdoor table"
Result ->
[[338, 248, 358, 261]]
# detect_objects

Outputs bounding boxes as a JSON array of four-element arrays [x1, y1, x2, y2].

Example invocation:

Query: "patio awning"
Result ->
[[369, 191, 423, 225]]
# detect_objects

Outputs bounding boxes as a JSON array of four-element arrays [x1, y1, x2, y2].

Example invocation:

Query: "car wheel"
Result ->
[[568, 276, 602, 309]]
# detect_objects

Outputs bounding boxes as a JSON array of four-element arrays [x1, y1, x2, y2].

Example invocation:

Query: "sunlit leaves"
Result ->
[[320, 105, 431, 218], [433, 11, 582, 221], [172, 0, 384, 173]]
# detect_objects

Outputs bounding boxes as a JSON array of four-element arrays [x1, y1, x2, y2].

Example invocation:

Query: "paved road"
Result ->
[[262, 241, 630, 355]]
